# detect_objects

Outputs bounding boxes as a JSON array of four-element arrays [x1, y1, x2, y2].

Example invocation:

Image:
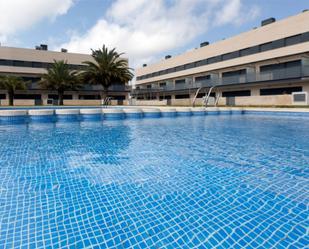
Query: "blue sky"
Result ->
[[0, 0, 308, 69]]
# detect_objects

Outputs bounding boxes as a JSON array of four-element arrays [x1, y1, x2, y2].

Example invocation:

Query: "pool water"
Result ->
[[0, 114, 308, 248]]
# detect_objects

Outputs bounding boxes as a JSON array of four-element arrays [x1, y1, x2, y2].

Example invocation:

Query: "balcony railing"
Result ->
[[133, 66, 307, 94], [83, 84, 131, 91]]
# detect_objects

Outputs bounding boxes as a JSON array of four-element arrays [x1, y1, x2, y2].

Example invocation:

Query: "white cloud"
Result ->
[[214, 0, 260, 26], [58, 0, 260, 70], [59, 0, 212, 65], [0, 0, 74, 43]]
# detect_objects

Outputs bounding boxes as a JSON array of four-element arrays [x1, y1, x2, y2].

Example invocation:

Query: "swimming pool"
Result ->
[[0, 114, 308, 248]]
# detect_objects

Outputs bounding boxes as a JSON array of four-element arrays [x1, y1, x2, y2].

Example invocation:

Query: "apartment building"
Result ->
[[0, 45, 130, 106], [134, 11, 309, 106]]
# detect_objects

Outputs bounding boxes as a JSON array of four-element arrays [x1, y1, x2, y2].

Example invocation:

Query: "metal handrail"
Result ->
[[102, 97, 112, 108], [204, 86, 215, 107]]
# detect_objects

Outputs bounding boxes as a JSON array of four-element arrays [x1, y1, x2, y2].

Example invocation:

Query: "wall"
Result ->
[[13, 99, 35, 106], [218, 95, 293, 106], [133, 100, 167, 106], [63, 100, 101, 106], [0, 99, 9, 106]]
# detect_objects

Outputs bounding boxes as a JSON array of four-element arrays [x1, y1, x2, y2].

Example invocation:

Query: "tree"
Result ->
[[0, 75, 26, 106], [40, 60, 81, 105], [82, 45, 133, 100]]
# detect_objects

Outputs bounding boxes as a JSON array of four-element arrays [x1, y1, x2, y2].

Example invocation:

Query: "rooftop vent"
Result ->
[[35, 44, 48, 51], [261, 17, 276, 26], [200, 41, 209, 47], [165, 55, 172, 59], [40, 44, 48, 50], [61, 48, 68, 53], [143, 64, 147, 67]]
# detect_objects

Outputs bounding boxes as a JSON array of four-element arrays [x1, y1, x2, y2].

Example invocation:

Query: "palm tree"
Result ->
[[40, 60, 81, 105], [82, 45, 133, 100], [0, 75, 26, 106]]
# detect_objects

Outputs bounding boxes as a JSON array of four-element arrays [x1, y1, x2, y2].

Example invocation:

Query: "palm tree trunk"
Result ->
[[58, 90, 64, 106], [8, 90, 14, 106], [101, 89, 109, 105], [101, 90, 108, 100]]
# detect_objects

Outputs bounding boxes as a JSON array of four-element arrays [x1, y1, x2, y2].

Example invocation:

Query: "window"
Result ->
[[159, 82, 166, 87], [175, 65, 184, 72], [14, 94, 41, 100], [153, 72, 160, 77], [79, 95, 100, 100], [240, 46, 259, 57], [0, 60, 10, 66], [22, 77, 40, 83], [260, 42, 272, 52], [48, 94, 72, 100], [184, 62, 195, 70], [113, 95, 126, 100], [0, 94, 6, 99], [285, 34, 301, 46], [222, 51, 239, 61], [159, 70, 167, 75], [260, 87, 302, 95], [222, 69, 246, 77], [260, 63, 283, 72], [208, 55, 221, 64], [301, 31, 309, 42], [222, 90, 251, 97], [195, 59, 207, 67], [13, 60, 25, 67], [167, 68, 175, 73], [260, 60, 301, 72], [195, 75, 210, 82], [159, 95, 171, 100], [175, 79, 185, 84], [271, 39, 285, 49], [32, 62, 43, 68], [175, 94, 190, 99]]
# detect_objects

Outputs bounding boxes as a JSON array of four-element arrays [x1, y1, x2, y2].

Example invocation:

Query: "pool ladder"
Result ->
[[192, 86, 219, 107], [102, 97, 112, 108]]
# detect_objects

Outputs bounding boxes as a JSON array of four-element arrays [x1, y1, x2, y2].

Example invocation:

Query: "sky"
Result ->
[[0, 0, 308, 70]]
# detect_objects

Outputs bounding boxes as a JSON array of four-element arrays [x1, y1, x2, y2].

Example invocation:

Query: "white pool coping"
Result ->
[[79, 109, 102, 114], [55, 109, 80, 115], [28, 109, 55, 115], [0, 107, 308, 121], [159, 108, 177, 112], [0, 110, 28, 116], [142, 108, 161, 113], [102, 109, 124, 114]]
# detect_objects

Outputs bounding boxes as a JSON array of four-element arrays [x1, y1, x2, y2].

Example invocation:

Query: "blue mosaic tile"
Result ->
[[29, 115, 56, 123], [176, 111, 192, 116], [0, 114, 308, 248], [192, 111, 205, 116], [56, 114, 80, 122], [80, 114, 102, 121], [161, 112, 177, 117], [143, 112, 161, 118], [0, 115, 28, 124], [125, 113, 143, 119], [103, 113, 125, 120]]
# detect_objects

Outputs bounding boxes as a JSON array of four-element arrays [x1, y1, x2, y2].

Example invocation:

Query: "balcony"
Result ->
[[133, 66, 307, 94]]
